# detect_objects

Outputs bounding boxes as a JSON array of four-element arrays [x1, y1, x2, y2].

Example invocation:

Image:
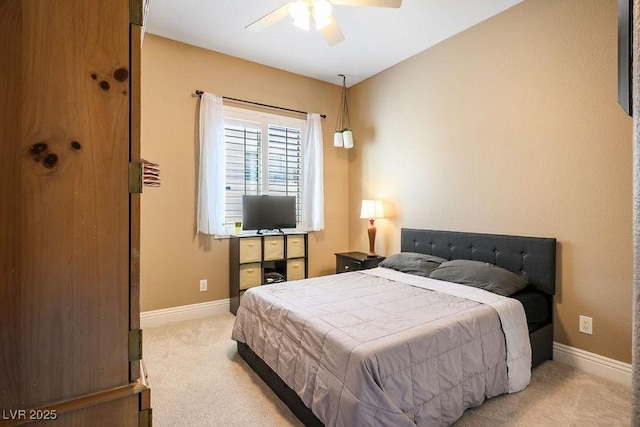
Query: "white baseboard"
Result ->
[[553, 342, 631, 387], [140, 299, 230, 328]]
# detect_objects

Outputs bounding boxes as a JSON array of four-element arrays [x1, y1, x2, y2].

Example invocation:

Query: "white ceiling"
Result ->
[[145, 0, 524, 87]]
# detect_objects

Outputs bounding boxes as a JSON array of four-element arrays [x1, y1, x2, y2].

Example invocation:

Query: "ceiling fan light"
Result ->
[[290, 1, 311, 31], [313, 0, 333, 30], [314, 15, 332, 30], [293, 16, 310, 30]]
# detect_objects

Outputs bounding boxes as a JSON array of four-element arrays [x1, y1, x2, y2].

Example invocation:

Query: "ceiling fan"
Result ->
[[245, 0, 402, 47]]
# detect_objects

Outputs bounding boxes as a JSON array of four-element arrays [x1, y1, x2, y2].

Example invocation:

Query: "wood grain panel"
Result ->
[[29, 394, 139, 427], [18, 0, 130, 407], [129, 25, 142, 382], [0, 0, 23, 411]]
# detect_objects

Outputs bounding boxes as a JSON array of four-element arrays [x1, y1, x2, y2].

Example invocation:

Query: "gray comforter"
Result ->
[[232, 268, 530, 426]]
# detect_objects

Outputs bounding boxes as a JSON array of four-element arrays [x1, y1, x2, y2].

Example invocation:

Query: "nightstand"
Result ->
[[335, 252, 385, 274]]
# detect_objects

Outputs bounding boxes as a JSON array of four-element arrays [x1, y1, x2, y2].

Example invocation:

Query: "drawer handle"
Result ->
[[246, 269, 254, 273], [291, 265, 299, 269], [247, 243, 255, 247], [270, 241, 278, 245]]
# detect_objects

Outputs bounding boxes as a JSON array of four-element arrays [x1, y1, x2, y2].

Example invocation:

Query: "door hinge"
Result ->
[[129, 329, 143, 361], [130, 0, 151, 27], [138, 408, 152, 427], [130, 0, 144, 26], [129, 162, 143, 194]]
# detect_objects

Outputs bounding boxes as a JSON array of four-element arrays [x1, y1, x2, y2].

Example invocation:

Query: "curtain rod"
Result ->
[[194, 90, 326, 119]]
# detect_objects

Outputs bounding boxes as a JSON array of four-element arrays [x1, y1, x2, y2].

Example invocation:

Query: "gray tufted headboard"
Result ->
[[400, 228, 557, 295]]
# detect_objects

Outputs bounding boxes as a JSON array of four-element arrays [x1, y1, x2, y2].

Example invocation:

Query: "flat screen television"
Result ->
[[242, 195, 297, 233]]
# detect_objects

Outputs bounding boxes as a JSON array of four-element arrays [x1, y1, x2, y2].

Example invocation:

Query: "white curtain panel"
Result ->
[[302, 113, 325, 231], [197, 93, 226, 235], [633, 0, 640, 423]]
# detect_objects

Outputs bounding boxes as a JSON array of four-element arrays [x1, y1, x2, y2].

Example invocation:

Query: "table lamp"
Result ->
[[360, 200, 384, 257]]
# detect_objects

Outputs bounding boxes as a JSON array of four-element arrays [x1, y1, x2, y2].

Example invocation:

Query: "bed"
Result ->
[[232, 228, 556, 426]]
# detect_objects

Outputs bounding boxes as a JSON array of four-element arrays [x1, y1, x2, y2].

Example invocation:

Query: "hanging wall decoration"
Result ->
[[141, 159, 161, 187], [334, 74, 353, 149]]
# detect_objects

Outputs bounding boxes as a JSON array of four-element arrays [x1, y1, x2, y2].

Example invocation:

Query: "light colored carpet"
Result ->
[[143, 313, 631, 426]]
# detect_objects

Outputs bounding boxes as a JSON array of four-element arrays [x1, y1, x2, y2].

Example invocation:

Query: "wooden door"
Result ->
[[0, 1, 146, 425]]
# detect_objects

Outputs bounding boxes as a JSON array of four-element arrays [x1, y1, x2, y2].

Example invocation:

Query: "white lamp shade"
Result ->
[[360, 200, 384, 219], [333, 131, 344, 147]]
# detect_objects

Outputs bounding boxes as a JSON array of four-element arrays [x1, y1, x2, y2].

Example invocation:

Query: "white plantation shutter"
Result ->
[[267, 125, 302, 222], [224, 121, 262, 226]]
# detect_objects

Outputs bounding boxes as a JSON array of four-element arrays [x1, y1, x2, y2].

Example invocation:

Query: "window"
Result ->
[[222, 107, 305, 228], [196, 93, 323, 236]]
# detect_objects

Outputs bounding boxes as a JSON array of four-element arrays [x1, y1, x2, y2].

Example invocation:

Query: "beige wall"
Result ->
[[140, 35, 348, 312], [348, 0, 633, 362]]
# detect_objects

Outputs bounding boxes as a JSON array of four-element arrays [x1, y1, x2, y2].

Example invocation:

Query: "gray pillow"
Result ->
[[427, 259, 529, 296], [379, 252, 447, 277]]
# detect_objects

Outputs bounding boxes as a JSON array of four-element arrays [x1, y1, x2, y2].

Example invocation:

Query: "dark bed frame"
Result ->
[[237, 228, 557, 426]]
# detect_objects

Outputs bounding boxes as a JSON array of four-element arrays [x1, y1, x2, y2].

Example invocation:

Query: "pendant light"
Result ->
[[334, 74, 353, 149]]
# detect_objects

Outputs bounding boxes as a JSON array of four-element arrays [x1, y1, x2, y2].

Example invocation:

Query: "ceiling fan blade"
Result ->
[[246, 3, 292, 32], [320, 17, 345, 46], [330, 0, 401, 7]]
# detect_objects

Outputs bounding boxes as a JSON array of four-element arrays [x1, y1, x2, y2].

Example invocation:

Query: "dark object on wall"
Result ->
[[618, 0, 633, 116]]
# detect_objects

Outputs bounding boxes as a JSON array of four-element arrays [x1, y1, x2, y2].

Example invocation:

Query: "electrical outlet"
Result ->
[[199, 279, 208, 292], [579, 315, 593, 335]]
